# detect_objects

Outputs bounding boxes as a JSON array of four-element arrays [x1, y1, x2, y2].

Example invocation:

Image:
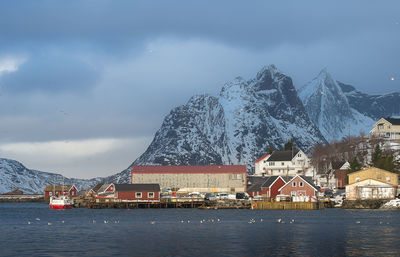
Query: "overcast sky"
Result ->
[[0, 1, 399, 178]]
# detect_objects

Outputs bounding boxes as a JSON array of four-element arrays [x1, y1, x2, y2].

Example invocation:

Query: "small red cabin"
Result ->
[[247, 176, 287, 199], [115, 184, 160, 202], [44, 185, 78, 201]]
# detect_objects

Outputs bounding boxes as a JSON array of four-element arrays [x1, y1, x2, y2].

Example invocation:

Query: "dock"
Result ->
[[252, 201, 324, 210]]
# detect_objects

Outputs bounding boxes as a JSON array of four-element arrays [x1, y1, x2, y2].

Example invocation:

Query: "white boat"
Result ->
[[49, 195, 74, 209]]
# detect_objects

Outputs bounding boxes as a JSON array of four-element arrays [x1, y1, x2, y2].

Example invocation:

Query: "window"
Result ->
[[386, 177, 391, 182], [377, 176, 382, 180], [230, 174, 242, 180], [148, 192, 154, 198], [355, 177, 360, 182], [135, 192, 142, 198], [299, 182, 303, 187], [291, 191, 296, 197], [281, 162, 285, 166], [49, 192, 52, 196], [293, 182, 297, 187], [298, 153, 302, 157], [269, 162, 275, 166]]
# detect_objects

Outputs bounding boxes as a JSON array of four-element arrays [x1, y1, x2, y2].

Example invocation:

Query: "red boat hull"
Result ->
[[50, 204, 73, 210]]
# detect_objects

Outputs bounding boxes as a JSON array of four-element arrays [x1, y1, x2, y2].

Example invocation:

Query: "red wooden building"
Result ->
[[96, 183, 160, 202], [44, 185, 78, 201], [278, 175, 319, 201], [247, 176, 287, 199], [115, 184, 160, 202]]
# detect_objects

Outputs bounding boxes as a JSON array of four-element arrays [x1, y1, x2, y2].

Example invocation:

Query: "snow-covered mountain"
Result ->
[[129, 65, 325, 174], [0, 158, 102, 194], [298, 69, 400, 142], [298, 69, 374, 142], [4, 65, 399, 191]]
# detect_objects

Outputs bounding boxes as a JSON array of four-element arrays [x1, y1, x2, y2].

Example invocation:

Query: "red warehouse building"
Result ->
[[44, 185, 78, 201]]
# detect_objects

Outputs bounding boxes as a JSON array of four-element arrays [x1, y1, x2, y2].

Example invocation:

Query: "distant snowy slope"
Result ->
[[0, 158, 102, 194], [298, 69, 374, 142], [338, 82, 400, 120]]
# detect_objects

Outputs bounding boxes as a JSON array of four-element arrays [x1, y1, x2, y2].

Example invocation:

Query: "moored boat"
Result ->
[[49, 195, 73, 209]]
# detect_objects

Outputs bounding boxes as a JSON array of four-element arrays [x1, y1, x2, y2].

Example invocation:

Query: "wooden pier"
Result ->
[[252, 201, 324, 210]]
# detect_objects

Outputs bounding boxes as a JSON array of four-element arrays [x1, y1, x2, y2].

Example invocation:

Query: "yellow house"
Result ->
[[370, 117, 400, 140], [348, 167, 398, 186], [346, 167, 398, 200]]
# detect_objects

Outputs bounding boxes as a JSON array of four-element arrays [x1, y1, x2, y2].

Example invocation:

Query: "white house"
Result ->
[[254, 149, 310, 177]]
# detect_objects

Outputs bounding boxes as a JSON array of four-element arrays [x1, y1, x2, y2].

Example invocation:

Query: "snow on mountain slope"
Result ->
[[0, 158, 102, 194], [126, 65, 326, 174], [298, 69, 374, 142]]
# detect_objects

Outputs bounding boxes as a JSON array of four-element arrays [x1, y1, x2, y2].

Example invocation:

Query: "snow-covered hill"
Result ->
[[0, 158, 102, 194]]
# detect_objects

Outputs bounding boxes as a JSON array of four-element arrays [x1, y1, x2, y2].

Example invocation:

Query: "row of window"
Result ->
[[292, 181, 304, 187], [49, 191, 75, 196], [229, 174, 243, 180], [355, 177, 391, 182], [135, 192, 155, 198]]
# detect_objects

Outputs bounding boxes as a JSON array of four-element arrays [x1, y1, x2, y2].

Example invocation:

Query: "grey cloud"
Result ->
[[0, 52, 101, 94], [0, 1, 399, 51]]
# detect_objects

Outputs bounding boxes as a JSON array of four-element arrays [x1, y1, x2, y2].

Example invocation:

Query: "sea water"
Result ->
[[1, 203, 400, 256]]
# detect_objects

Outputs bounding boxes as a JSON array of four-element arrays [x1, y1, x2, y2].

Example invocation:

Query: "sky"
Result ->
[[0, 0, 399, 178]]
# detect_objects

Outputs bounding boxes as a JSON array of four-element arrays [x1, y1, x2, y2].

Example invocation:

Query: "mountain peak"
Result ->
[[256, 64, 281, 80]]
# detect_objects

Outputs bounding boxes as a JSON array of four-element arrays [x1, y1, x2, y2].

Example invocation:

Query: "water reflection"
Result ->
[[1, 204, 400, 256]]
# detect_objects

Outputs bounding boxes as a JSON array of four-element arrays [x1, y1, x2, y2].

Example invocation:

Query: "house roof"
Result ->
[[332, 161, 347, 170], [247, 176, 268, 192], [262, 176, 281, 187], [385, 117, 400, 125], [97, 183, 113, 193], [278, 175, 319, 192], [91, 183, 104, 193], [246, 176, 286, 192], [267, 149, 300, 162], [255, 153, 270, 163], [347, 167, 397, 176], [44, 185, 75, 192], [132, 165, 246, 173], [115, 184, 160, 192]]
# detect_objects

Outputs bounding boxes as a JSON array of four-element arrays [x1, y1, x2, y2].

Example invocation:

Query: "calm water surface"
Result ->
[[1, 203, 400, 256]]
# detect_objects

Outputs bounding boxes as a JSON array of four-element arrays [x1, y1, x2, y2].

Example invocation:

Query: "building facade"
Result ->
[[370, 117, 400, 140], [114, 184, 160, 202], [347, 167, 398, 186], [131, 165, 247, 193], [278, 175, 319, 202], [44, 185, 78, 201], [345, 167, 398, 200], [255, 149, 310, 177], [345, 179, 396, 200]]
